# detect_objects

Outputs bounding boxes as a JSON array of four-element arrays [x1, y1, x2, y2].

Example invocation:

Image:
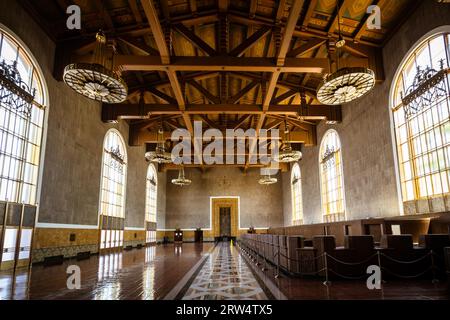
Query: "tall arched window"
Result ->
[[0, 26, 47, 271], [100, 129, 127, 218], [99, 130, 127, 251], [145, 165, 157, 244], [0, 27, 47, 205], [146, 165, 157, 223], [320, 130, 346, 222], [391, 32, 450, 214], [291, 163, 303, 225]]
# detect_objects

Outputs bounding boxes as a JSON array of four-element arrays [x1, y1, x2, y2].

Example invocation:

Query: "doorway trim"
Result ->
[[210, 197, 240, 238]]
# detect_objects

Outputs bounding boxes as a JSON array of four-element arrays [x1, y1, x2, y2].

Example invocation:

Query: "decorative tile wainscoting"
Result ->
[[31, 229, 150, 263], [32, 228, 100, 263], [32, 244, 99, 263], [124, 230, 146, 248]]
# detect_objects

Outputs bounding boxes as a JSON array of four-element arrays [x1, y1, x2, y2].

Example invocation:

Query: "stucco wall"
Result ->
[[164, 167, 284, 230], [285, 0, 450, 225]]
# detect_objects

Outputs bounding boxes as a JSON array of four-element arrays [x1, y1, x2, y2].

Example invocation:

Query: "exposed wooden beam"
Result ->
[[354, 0, 380, 41], [302, 0, 318, 28], [227, 81, 260, 104], [234, 115, 252, 130], [257, 0, 304, 131], [115, 55, 330, 73], [128, 0, 144, 25], [275, 0, 287, 23], [103, 103, 341, 121], [94, 0, 115, 31], [147, 87, 177, 104], [129, 72, 219, 92], [229, 26, 272, 57], [132, 129, 314, 146], [249, 0, 258, 18], [189, 0, 198, 16], [173, 24, 218, 56], [118, 37, 159, 56], [141, 0, 194, 137], [187, 80, 221, 104], [271, 89, 298, 105], [327, 0, 349, 36], [199, 115, 217, 128], [224, 10, 381, 47], [287, 38, 327, 57], [141, 0, 170, 64], [218, 0, 229, 12]]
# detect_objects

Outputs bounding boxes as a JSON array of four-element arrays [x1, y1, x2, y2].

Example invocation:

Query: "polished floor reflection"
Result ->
[[0, 243, 213, 300], [0, 242, 448, 300], [242, 248, 450, 300], [182, 243, 268, 300]]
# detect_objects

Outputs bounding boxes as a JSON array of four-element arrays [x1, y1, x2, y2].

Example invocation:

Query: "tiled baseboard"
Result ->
[[32, 244, 99, 263], [124, 240, 146, 248]]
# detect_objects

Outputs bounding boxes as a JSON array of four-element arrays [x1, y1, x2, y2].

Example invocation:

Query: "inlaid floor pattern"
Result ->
[[182, 243, 267, 300]]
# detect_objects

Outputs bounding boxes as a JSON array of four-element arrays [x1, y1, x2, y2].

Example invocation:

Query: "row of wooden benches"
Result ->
[[239, 234, 450, 281]]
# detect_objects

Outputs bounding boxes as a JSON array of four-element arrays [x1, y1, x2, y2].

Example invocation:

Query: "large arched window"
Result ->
[[99, 130, 127, 251], [146, 164, 157, 223], [320, 130, 346, 223], [100, 129, 127, 218], [391, 32, 450, 214], [145, 165, 157, 244], [0, 27, 47, 205], [291, 163, 303, 225]]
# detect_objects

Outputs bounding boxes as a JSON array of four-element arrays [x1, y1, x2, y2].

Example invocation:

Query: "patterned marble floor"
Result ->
[[182, 243, 268, 300]]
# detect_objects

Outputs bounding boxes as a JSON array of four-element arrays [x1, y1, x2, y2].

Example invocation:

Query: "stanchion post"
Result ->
[[430, 250, 439, 284], [255, 239, 260, 266], [377, 250, 386, 285], [262, 239, 267, 271], [323, 253, 331, 286], [275, 249, 280, 279]]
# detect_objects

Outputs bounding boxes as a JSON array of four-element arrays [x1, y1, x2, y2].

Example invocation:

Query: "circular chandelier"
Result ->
[[63, 31, 128, 104], [172, 167, 192, 187], [317, 67, 375, 105], [145, 128, 172, 164], [274, 122, 303, 163], [277, 145, 303, 163], [258, 174, 278, 185]]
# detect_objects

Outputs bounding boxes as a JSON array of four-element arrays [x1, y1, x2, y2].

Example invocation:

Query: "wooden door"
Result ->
[[219, 207, 231, 237]]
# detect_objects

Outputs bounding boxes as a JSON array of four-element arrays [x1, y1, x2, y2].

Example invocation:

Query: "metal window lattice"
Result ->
[[321, 146, 336, 169], [0, 60, 35, 117], [401, 62, 449, 119], [393, 33, 450, 203], [0, 31, 45, 205]]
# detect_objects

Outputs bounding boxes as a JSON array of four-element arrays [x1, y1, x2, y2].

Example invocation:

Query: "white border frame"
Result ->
[[388, 26, 450, 216]]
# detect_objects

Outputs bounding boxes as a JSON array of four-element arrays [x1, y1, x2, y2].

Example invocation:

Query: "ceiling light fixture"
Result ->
[[172, 167, 192, 187], [63, 30, 128, 104], [145, 127, 173, 164], [317, 2, 375, 106], [258, 174, 278, 185], [275, 121, 302, 163]]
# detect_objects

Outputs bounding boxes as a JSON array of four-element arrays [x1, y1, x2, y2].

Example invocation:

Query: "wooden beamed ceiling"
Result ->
[[20, 0, 421, 168]]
